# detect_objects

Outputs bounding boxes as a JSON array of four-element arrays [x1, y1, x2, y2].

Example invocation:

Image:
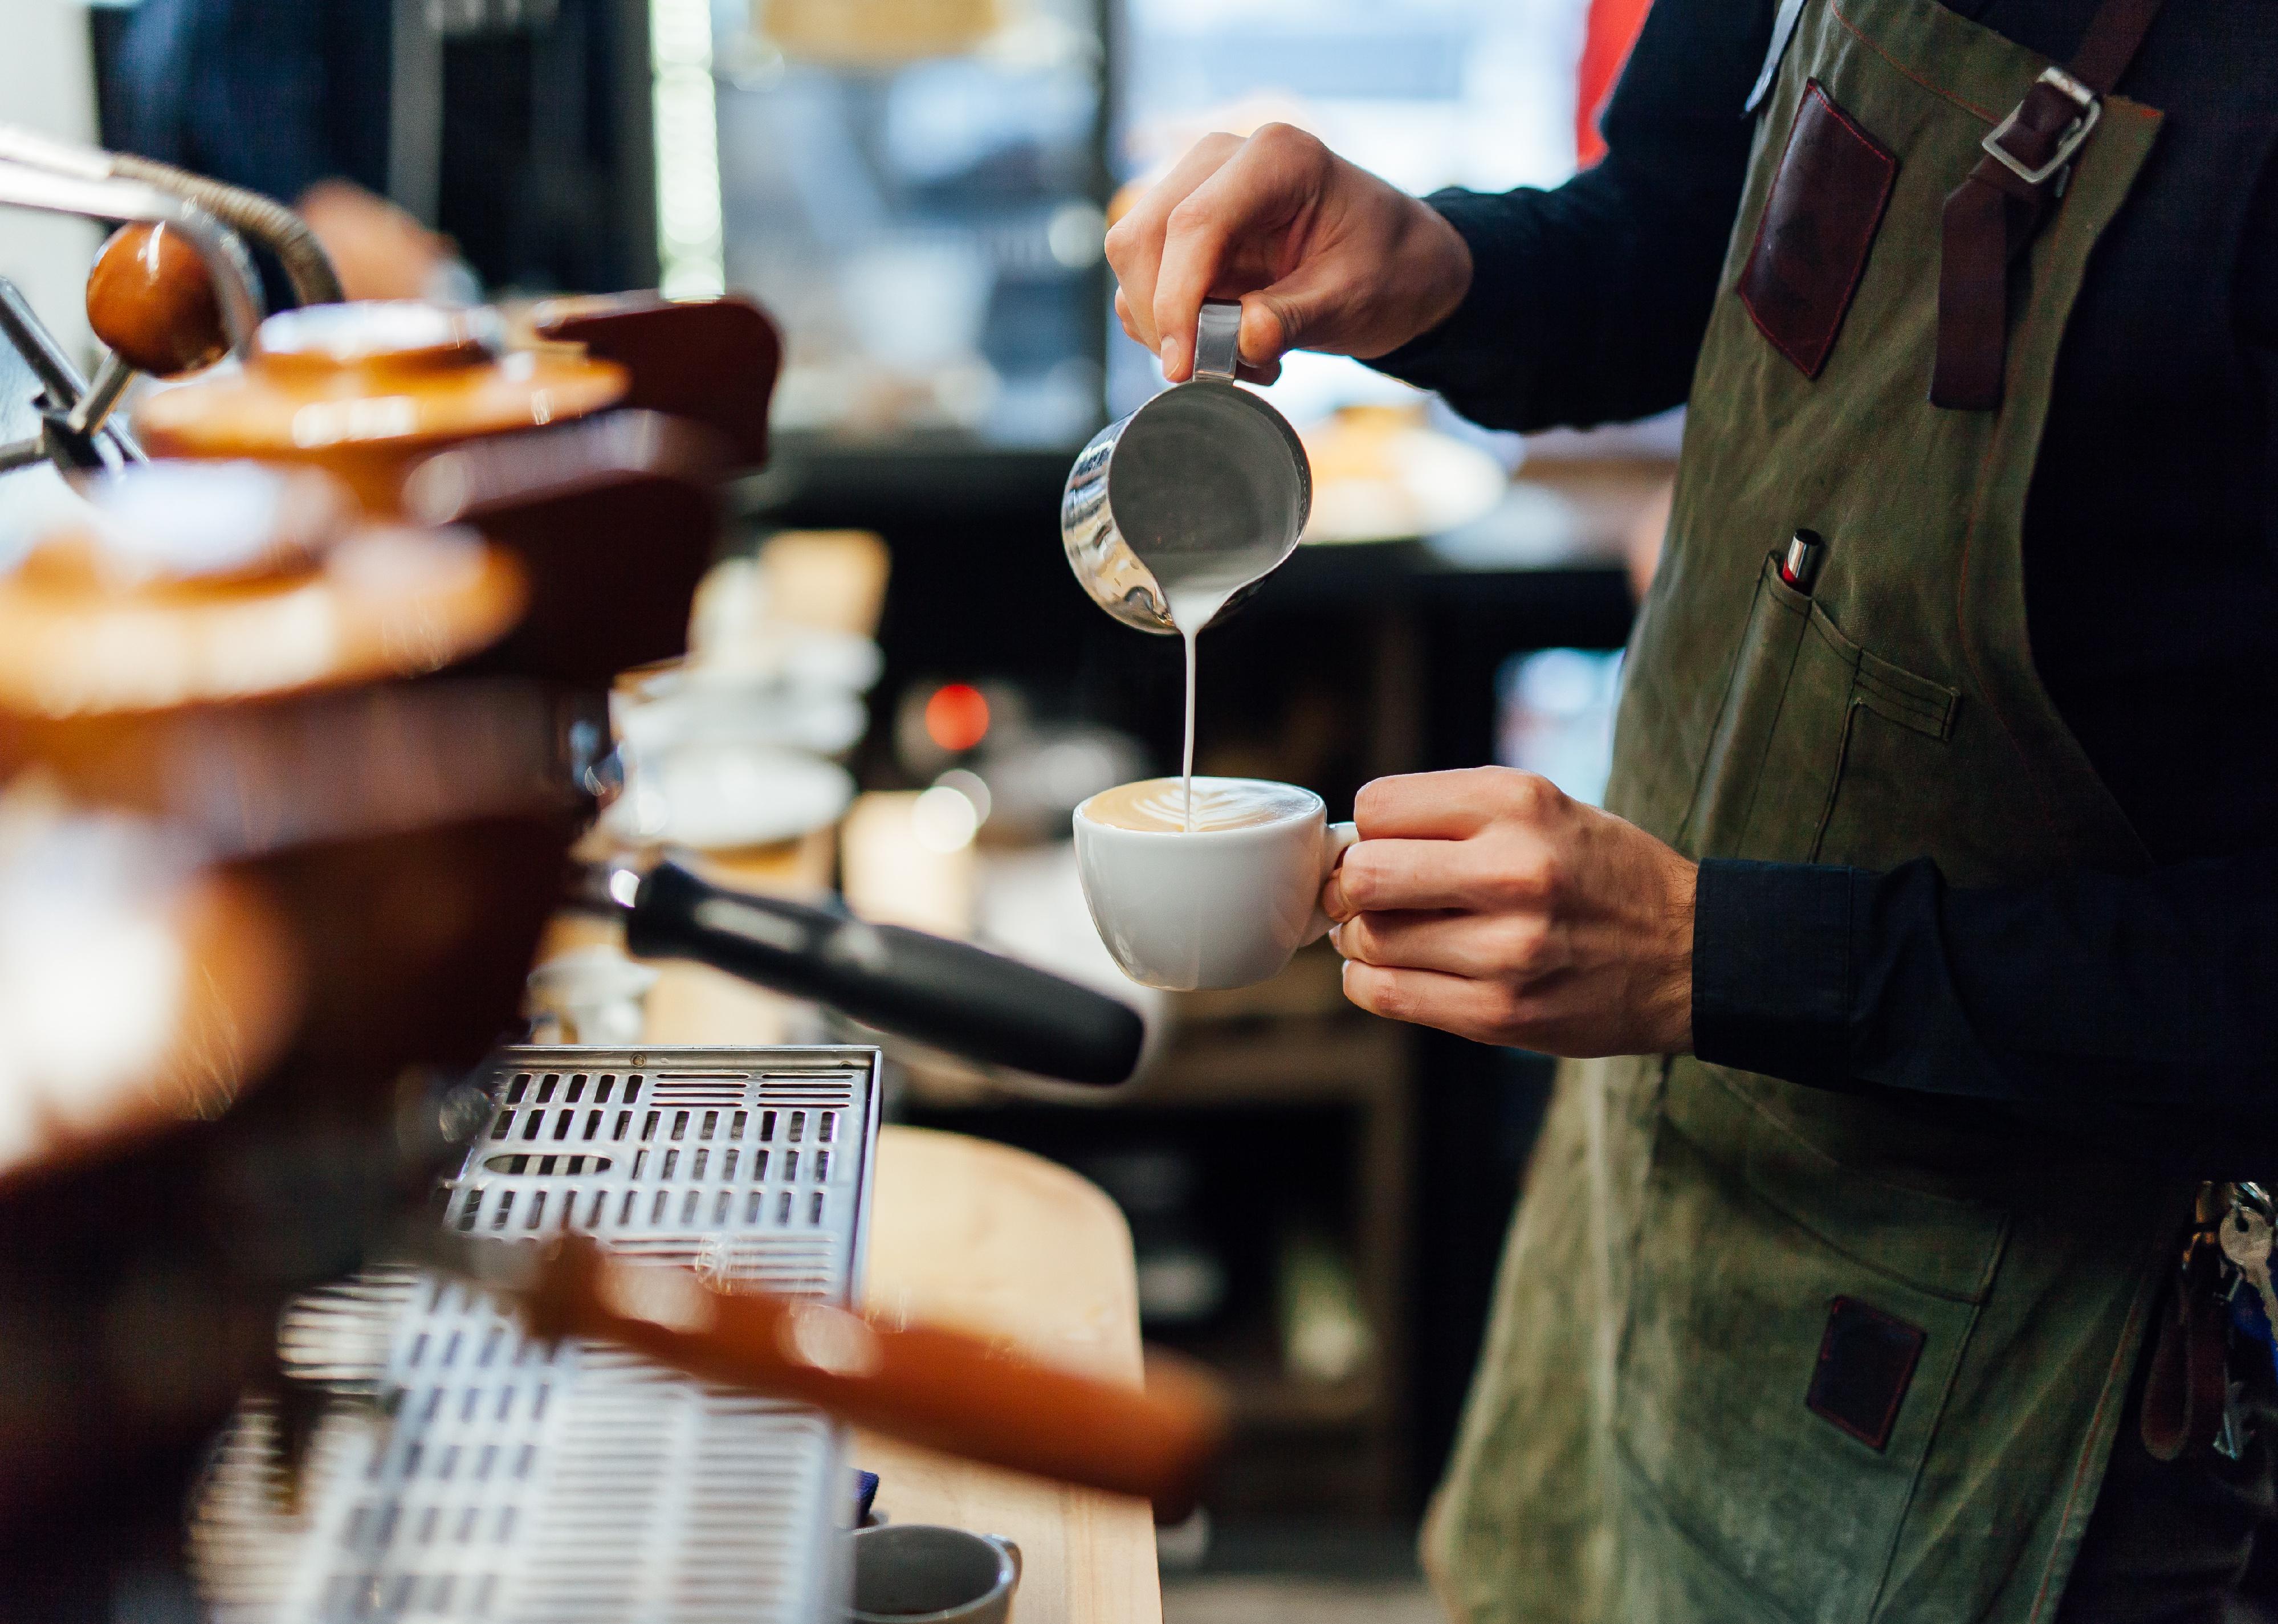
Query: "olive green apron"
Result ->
[[1423, 3, 2199, 1621]]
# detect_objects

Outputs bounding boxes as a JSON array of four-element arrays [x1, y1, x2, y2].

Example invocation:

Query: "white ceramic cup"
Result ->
[[1073, 777, 1358, 991]]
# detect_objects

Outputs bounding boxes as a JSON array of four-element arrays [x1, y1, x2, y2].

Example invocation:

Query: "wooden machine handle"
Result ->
[[518, 1233, 1225, 1509], [85, 222, 231, 376]]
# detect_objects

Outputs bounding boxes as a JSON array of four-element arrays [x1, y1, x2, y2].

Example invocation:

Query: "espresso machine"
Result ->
[[0, 141, 1208, 1622]]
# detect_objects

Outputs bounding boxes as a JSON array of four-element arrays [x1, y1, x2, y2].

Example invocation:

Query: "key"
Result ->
[[2221, 1203, 2278, 1331]]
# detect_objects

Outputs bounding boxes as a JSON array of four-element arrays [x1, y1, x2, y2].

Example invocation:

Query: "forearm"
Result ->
[[1694, 855, 2278, 1165], [1367, 0, 1774, 430]]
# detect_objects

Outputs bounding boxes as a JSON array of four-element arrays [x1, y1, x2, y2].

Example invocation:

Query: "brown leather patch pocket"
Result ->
[[1738, 80, 1898, 379], [1807, 1296, 1927, 1452]]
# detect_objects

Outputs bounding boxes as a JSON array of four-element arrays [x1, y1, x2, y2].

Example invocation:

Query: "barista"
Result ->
[[1107, 2, 2278, 1621]]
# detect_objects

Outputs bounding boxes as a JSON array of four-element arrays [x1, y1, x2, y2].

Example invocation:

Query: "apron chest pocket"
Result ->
[[1678, 552, 1959, 866]]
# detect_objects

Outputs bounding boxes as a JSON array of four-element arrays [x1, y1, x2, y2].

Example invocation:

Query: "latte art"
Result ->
[[1082, 776, 1318, 834]]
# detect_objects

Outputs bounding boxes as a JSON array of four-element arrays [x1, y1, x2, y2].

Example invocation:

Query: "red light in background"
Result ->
[[924, 683, 991, 753], [1576, 0, 1653, 167]]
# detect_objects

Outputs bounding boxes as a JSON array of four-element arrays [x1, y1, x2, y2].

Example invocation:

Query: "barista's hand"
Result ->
[[1324, 768, 1696, 1056], [1105, 124, 1473, 384], [295, 181, 455, 303]]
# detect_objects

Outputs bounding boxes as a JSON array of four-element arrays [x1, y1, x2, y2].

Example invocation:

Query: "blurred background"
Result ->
[[5, 0, 1675, 1615]]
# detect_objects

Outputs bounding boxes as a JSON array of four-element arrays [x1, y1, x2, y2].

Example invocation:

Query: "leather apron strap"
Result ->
[[1931, 0, 2165, 410], [2139, 1229, 2232, 1462]]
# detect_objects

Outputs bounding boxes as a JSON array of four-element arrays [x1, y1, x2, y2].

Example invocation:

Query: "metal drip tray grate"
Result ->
[[191, 1046, 882, 1624]]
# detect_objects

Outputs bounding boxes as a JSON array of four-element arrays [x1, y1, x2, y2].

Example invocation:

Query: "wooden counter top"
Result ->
[[858, 1127, 1163, 1624]]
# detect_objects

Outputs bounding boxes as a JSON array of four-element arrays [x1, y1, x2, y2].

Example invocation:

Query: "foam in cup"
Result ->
[[1082, 776, 1316, 834]]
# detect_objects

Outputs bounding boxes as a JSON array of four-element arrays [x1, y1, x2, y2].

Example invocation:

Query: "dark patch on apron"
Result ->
[[1808, 1295, 1928, 1451]]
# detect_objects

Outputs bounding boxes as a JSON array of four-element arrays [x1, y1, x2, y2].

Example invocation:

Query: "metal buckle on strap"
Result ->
[[1982, 66, 2101, 187]]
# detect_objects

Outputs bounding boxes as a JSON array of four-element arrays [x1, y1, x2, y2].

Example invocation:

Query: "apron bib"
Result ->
[[1424, 4, 2199, 1621]]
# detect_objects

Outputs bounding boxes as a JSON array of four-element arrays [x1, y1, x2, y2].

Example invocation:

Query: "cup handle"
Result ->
[[1305, 822, 1360, 944], [985, 1535, 1022, 1586]]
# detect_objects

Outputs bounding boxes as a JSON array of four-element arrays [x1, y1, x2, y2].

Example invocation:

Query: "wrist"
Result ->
[[1358, 193, 1481, 369], [1411, 199, 1474, 338], [1385, 199, 1476, 348], [1653, 854, 1698, 1054]]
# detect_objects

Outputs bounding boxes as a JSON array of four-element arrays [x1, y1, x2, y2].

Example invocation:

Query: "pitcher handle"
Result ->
[[1192, 299, 1243, 383]]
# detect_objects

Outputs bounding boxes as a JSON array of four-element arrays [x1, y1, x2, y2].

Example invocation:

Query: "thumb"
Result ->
[[1239, 256, 1357, 365]]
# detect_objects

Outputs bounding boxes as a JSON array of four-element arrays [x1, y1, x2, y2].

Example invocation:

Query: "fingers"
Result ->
[[1331, 910, 1556, 981], [1104, 134, 1244, 361], [1339, 961, 1514, 1043], [1323, 837, 1510, 919], [1151, 125, 1326, 381], [1108, 126, 1468, 380], [1120, 283, 1270, 376], [1354, 767, 1565, 840]]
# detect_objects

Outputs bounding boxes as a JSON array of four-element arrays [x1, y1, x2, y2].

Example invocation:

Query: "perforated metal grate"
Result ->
[[190, 1046, 882, 1624]]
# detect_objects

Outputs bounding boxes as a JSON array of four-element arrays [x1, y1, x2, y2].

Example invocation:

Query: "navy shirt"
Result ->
[[102, 0, 393, 213], [1372, 0, 2278, 1161]]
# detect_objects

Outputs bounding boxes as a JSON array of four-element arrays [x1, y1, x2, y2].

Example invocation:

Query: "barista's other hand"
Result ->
[[1105, 124, 1472, 385], [1324, 767, 1696, 1056], [296, 181, 455, 303]]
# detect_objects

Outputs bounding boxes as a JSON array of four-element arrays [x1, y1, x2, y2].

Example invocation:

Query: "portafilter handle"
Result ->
[[584, 861, 1144, 1087]]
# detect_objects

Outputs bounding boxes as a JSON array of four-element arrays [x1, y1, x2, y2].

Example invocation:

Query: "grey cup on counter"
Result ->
[[847, 1524, 1021, 1624]]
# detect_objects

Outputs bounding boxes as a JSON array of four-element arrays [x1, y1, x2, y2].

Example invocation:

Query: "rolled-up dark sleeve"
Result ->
[[1692, 853, 2278, 1167], [1366, 0, 1776, 430], [1691, 859, 1854, 1087]]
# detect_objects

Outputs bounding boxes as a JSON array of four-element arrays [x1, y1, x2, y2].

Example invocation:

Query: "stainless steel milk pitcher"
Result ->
[[1060, 300, 1312, 635]]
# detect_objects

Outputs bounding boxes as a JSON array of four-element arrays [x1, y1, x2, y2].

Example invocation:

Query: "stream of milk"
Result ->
[[1163, 582, 1243, 833]]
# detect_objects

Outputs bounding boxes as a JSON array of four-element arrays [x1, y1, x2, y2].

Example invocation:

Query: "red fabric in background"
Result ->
[[1575, 0, 1654, 166]]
